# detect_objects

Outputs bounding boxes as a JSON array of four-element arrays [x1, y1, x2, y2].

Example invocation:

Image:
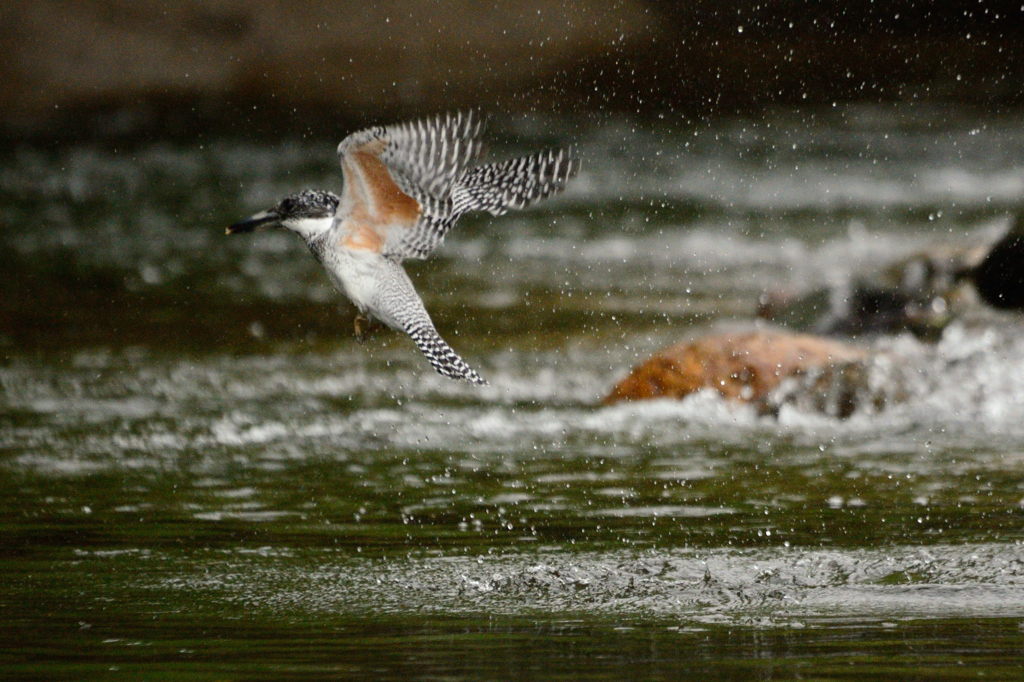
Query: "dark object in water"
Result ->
[[759, 214, 1024, 338], [758, 253, 955, 342], [814, 284, 947, 340], [970, 214, 1024, 310]]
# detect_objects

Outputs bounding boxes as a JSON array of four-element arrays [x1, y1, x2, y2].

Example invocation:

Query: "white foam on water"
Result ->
[[8, 317, 1024, 479], [141, 542, 1024, 622], [589, 504, 737, 518]]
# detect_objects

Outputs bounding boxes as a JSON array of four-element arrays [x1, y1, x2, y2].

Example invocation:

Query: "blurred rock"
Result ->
[[603, 330, 867, 411]]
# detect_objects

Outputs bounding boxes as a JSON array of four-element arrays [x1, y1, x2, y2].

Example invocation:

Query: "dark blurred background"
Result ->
[[2, 0, 1023, 141]]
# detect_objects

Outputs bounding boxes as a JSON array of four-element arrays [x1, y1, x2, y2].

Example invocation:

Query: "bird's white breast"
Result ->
[[320, 243, 382, 313]]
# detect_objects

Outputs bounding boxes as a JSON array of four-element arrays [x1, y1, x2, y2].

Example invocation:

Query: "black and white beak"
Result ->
[[226, 210, 279, 235]]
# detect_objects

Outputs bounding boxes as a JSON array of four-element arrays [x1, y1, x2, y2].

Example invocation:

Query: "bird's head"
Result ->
[[227, 189, 340, 240]]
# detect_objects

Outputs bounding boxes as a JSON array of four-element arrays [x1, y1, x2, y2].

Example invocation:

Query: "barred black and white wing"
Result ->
[[391, 145, 579, 260], [381, 112, 488, 260], [336, 112, 578, 262], [337, 111, 484, 195], [336, 111, 486, 260], [379, 111, 486, 200], [451, 148, 579, 217]]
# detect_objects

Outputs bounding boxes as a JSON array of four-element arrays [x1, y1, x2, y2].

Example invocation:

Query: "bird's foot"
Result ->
[[354, 314, 372, 344]]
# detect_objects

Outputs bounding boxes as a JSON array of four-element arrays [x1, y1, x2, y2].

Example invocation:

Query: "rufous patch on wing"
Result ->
[[353, 150, 421, 225], [338, 138, 422, 253], [339, 219, 385, 252]]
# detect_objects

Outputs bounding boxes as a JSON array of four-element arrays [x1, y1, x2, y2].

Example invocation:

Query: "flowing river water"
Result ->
[[5, 106, 1024, 678]]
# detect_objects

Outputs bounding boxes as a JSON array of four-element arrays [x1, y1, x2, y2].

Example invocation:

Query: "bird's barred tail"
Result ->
[[373, 258, 485, 384], [451, 147, 579, 217], [407, 323, 487, 385]]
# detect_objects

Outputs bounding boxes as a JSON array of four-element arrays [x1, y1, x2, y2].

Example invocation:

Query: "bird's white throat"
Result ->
[[283, 215, 335, 241]]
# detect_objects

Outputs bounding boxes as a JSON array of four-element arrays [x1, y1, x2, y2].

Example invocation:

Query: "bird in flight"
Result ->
[[227, 112, 579, 384]]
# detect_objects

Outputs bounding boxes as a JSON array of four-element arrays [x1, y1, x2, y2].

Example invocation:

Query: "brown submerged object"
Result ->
[[603, 330, 866, 406]]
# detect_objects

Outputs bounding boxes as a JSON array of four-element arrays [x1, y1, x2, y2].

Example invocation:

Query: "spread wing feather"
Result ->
[[337, 111, 485, 259], [336, 111, 578, 261], [379, 111, 486, 199]]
